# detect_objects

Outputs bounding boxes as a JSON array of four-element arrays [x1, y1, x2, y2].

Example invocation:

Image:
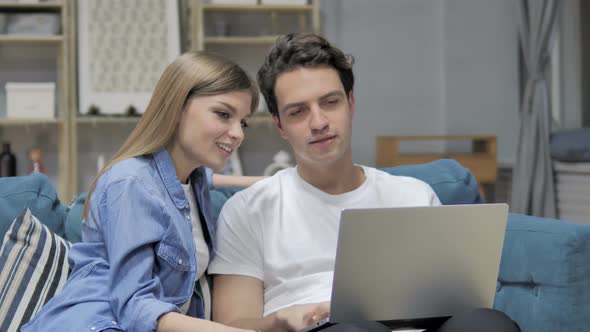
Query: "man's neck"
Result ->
[[296, 159, 366, 195]]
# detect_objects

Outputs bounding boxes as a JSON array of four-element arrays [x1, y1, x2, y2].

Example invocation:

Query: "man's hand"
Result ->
[[273, 302, 330, 332]]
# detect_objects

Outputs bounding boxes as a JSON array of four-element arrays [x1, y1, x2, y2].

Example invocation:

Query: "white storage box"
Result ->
[[6, 13, 60, 35], [6, 82, 55, 119]]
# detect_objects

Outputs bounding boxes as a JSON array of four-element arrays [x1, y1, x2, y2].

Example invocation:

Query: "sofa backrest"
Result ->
[[209, 159, 482, 223], [0, 159, 481, 243]]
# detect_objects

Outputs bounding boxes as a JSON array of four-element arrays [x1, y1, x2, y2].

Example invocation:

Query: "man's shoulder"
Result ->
[[364, 166, 435, 192], [222, 167, 294, 211]]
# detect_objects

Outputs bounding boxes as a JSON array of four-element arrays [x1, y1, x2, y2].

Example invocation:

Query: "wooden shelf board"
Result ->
[[0, 35, 63, 43], [203, 4, 313, 12], [77, 116, 141, 124], [0, 2, 63, 10], [0, 118, 62, 125], [204, 36, 279, 45]]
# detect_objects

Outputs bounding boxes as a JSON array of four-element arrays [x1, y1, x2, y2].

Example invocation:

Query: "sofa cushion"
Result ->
[[550, 128, 590, 162], [210, 187, 243, 225], [64, 193, 86, 243], [376, 159, 482, 205], [0, 209, 71, 332], [494, 213, 590, 332], [0, 174, 67, 241]]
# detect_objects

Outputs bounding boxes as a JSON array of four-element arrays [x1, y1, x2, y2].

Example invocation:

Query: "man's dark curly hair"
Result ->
[[257, 33, 355, 118]]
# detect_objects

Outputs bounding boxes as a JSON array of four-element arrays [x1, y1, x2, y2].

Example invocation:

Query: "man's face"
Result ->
[[273, 66, 354, 168]]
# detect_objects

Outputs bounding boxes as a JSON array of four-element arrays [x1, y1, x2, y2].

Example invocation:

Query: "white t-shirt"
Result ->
[[182, 183, 210, 279], [181, 182, 212, 319], [208, 166, 441, 317]]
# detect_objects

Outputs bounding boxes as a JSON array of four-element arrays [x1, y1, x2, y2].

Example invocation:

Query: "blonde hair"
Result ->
[[83, 52, 259, 217]]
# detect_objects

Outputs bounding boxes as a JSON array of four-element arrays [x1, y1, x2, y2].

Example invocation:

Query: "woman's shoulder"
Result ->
[[92, 155, 158, 197]]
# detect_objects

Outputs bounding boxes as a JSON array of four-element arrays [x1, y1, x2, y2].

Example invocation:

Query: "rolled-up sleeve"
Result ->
[[99, 176, 178, 332]]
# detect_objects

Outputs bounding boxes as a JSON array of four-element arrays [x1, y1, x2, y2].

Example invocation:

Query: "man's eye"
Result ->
[[325, 99, 339, 106], [289, 108, 303, 117]]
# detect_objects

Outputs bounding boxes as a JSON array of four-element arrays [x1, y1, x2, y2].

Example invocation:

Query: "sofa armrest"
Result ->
[[0, 173, 66, 240], [494, 213, 590, 332]]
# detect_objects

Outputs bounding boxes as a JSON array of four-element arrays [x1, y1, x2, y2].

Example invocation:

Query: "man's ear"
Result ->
[[272, 114, 288, 140], [348, 91, 355, 116]]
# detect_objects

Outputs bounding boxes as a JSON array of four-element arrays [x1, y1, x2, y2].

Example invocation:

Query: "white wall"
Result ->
[[442, 0, 519, 165], [322, 0, 520, 166], [323, 0, 447, 166]]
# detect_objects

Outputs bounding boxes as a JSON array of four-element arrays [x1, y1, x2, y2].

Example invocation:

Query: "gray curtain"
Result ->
[[510, 0, 562, 218]]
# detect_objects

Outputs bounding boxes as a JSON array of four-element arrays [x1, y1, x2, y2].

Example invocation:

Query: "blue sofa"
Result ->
[[1, 159, 589, 332]]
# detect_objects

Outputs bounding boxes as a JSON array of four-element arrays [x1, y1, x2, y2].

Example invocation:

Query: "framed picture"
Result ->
[[77, 0, 181, 115]]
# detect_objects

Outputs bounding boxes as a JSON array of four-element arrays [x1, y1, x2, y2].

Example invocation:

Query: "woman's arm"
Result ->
[[158, 312, 254, 332], [211, 174, 267, 188], [99, 176, 253, 332]]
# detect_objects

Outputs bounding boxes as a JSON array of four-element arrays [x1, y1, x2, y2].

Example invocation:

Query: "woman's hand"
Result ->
[[273, 302, 330, 332]]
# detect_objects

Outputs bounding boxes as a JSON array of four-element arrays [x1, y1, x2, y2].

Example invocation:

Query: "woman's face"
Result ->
[[172, 90, 252, 174]]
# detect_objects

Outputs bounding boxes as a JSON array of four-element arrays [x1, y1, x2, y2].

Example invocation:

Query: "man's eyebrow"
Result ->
[[281, 90, 345, 111], [319, 91, 346, 100], [282, 101, 305, 111]]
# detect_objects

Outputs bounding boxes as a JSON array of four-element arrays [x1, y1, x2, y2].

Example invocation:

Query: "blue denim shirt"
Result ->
[[22, 149, 216, 332]]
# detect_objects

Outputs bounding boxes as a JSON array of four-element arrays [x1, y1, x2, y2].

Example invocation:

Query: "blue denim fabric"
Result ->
[[22, 148, 216, 332]]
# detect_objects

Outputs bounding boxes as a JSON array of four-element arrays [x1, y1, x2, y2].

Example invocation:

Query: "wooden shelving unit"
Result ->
[[0, 118, 62, 126], [190, 0, 320, 124], [0, 2, 63, 10], [191, 0, 319, 51], [0, 0, 72, 199], [76, 116, 141, 125], [202, 4, 315, 12], [0, 35, 63, 43], [2, 1, 319, 198], [204, 36, 280, 45]]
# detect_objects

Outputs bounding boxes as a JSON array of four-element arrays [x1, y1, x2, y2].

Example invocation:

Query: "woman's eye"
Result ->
[[215, 111, 230, 120], [241, 120, 249, 128]]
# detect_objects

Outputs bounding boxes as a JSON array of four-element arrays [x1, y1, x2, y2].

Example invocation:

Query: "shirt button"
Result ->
[[112, 321, 117, 325], [90, 327, 96, 331], [178, 258, 183, 265]]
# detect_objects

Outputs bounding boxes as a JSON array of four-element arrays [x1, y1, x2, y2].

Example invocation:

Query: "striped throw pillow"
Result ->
[[0, 208, 71, 332]]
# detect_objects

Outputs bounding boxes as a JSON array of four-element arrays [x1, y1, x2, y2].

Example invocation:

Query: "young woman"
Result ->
[[22, 52, 259, 332]]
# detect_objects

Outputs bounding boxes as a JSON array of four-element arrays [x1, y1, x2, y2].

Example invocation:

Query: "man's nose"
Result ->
[[309, 105, 329, 132]]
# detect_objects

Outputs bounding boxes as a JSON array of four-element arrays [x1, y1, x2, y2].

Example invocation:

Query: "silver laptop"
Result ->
[[301, 203, 509, 331]]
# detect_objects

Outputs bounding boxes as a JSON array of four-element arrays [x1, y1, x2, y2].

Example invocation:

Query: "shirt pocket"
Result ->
[[156, 240, 194, 304], [157, 240, 191, 271]]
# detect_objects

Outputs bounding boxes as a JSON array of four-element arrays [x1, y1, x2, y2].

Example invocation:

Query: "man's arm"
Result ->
[[213, 275, 329, 332]]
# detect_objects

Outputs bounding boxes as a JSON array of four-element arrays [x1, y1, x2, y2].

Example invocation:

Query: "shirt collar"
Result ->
[[154, 148, 188, 209]]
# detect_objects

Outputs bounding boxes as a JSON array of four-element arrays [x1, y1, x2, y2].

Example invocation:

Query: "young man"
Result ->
[[208, 33, 520, 332]]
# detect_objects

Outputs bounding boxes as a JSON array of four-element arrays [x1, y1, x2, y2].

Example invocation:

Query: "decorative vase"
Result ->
[[0, 142, 17, 177]]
